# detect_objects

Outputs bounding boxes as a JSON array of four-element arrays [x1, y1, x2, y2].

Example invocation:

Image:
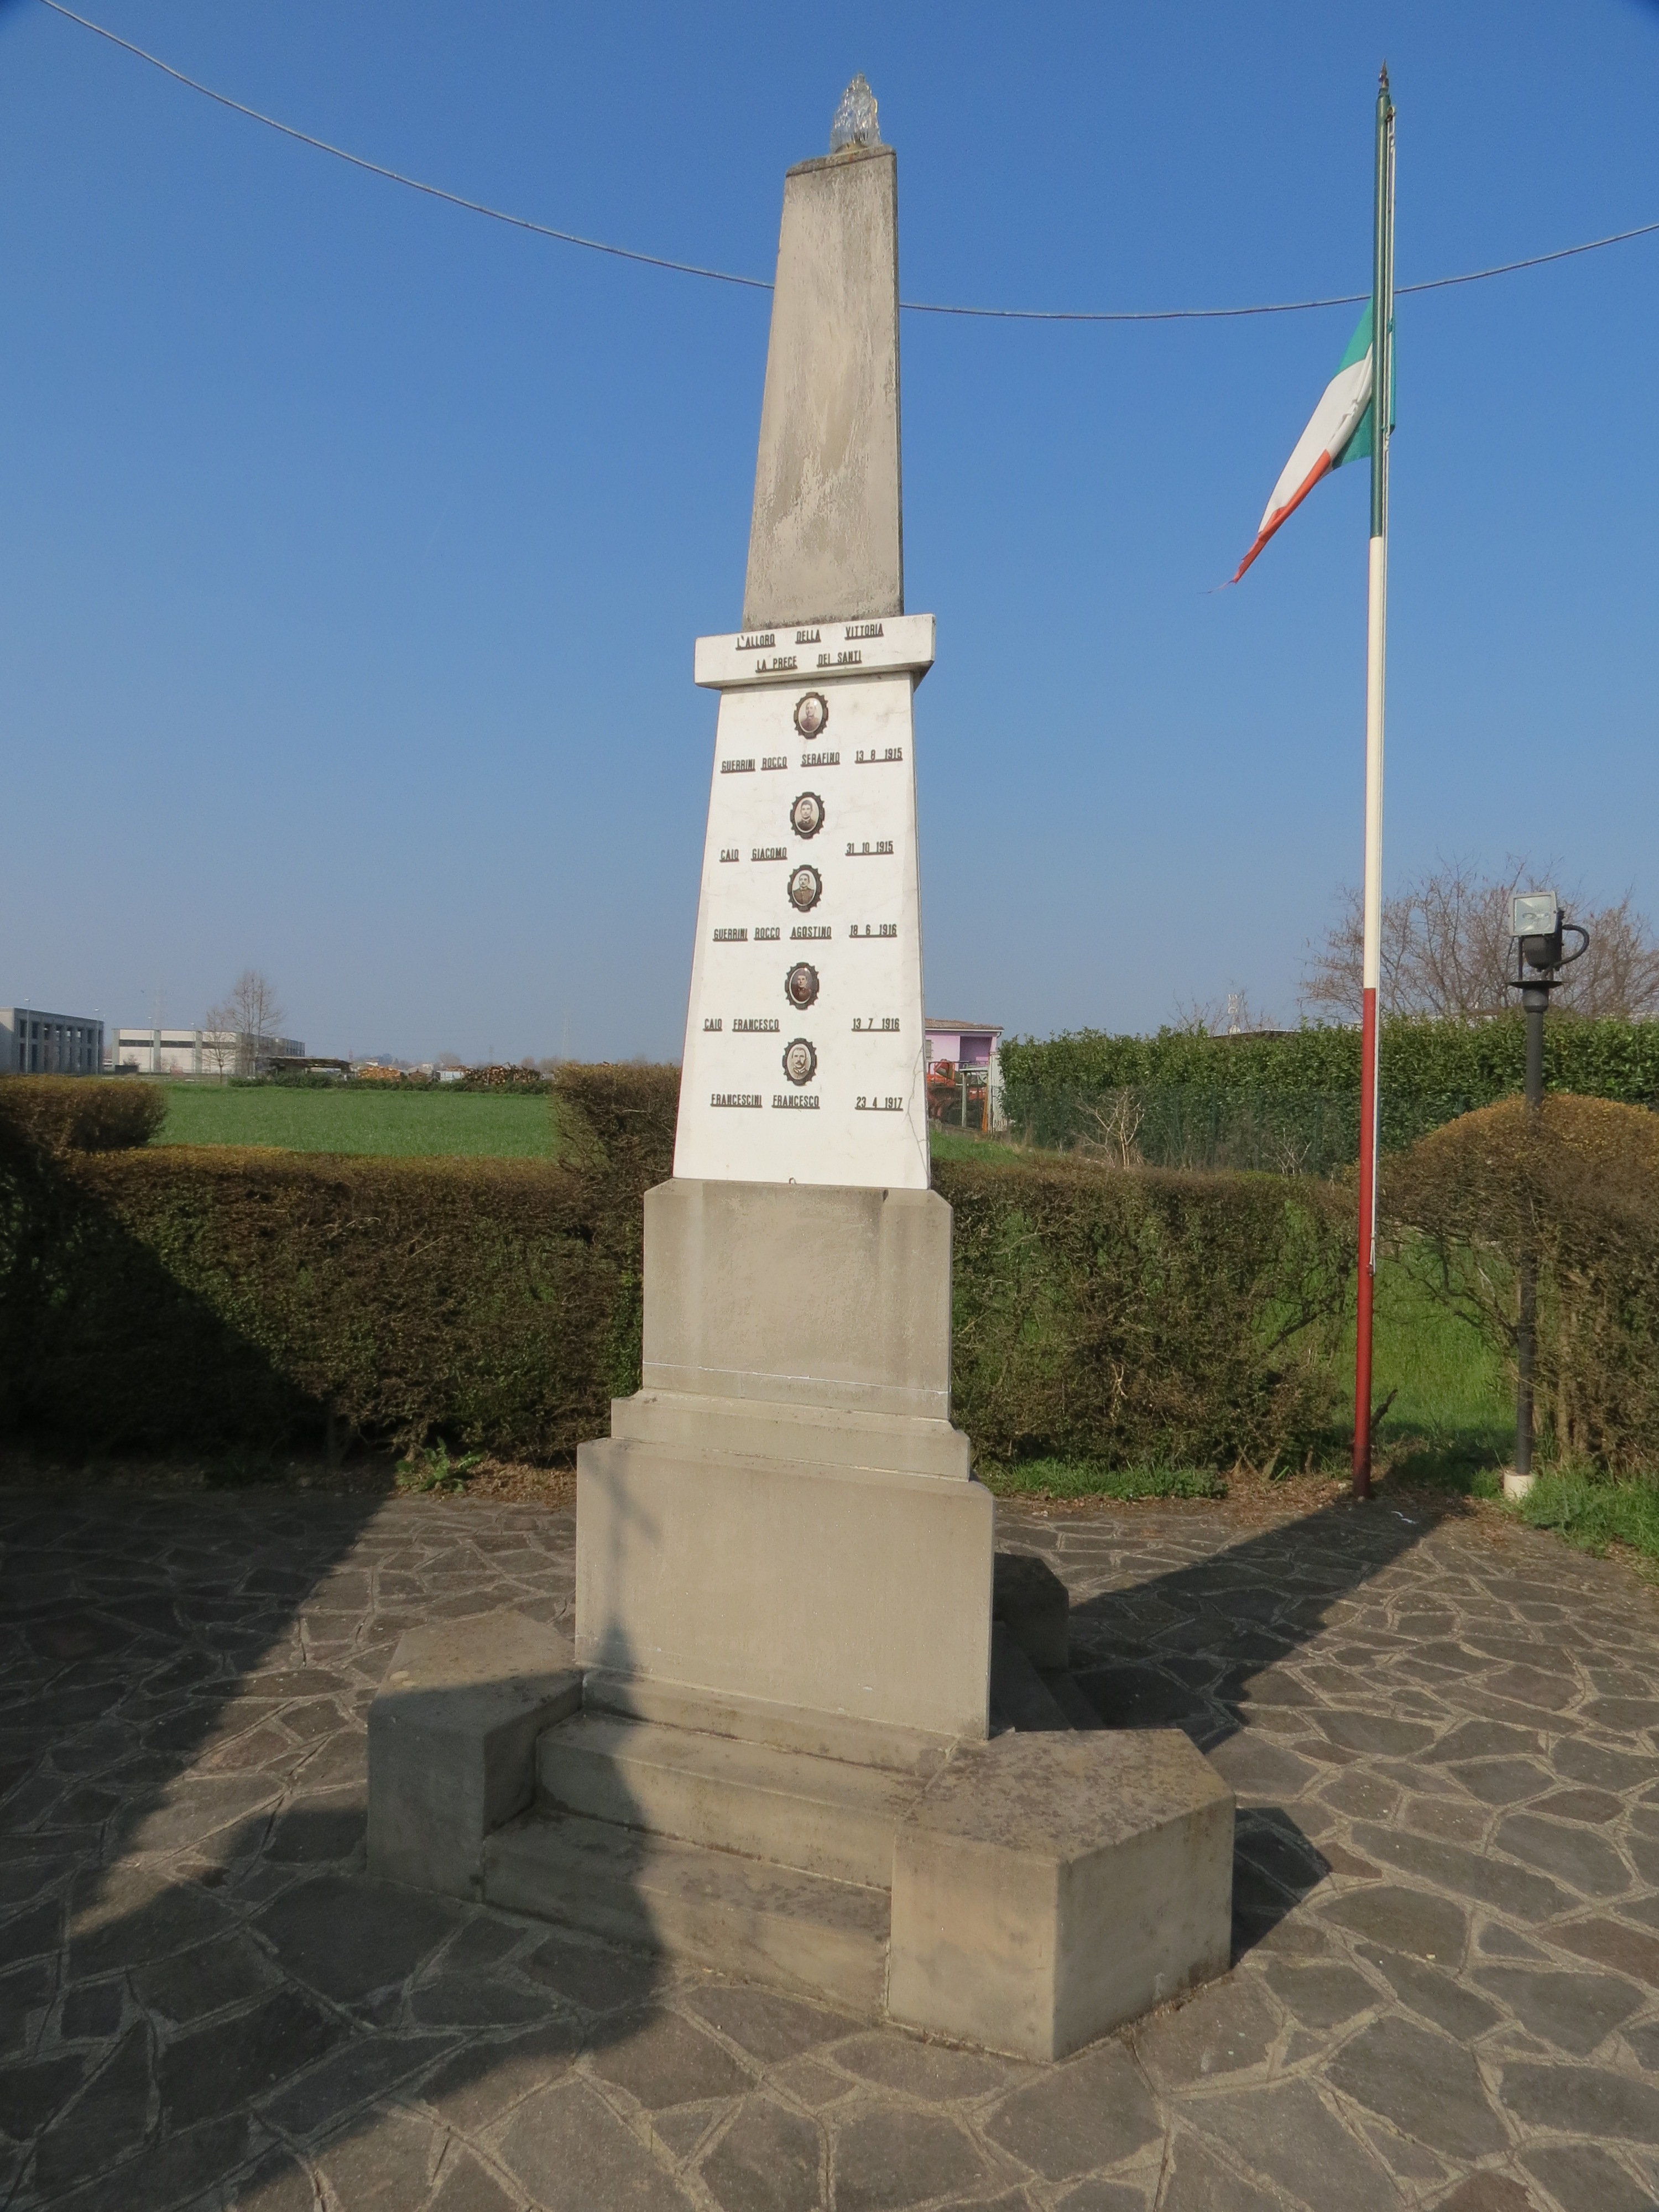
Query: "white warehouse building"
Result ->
[[114, 1027, 305, 1077]]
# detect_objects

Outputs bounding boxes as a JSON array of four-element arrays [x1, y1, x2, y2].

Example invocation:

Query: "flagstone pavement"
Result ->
[[2, 1483, 1658, 2211]]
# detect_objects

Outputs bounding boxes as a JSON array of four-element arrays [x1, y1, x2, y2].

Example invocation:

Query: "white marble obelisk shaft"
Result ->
[[743, 145, 902, 632], [674, 143, 932, 1190]]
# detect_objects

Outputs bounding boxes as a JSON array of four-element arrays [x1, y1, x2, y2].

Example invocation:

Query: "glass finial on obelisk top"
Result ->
[[829, 73, 881, 153]]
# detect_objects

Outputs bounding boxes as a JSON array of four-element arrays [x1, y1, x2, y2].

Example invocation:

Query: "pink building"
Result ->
[[924, 1017, 1004, 1130]]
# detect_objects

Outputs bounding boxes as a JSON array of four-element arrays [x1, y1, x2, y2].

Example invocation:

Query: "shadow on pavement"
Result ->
[[1063, 1493, 1443, 1960], [0, 1485, 659, 2211], [2, 1477, 1455, 2205]]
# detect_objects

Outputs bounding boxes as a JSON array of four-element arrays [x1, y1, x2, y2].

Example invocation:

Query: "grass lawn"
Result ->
[[1518, 1470, 1659, 1564], [928, 1126, 999, 1166], [156, 1083, 559, 1159], [980, 1252, 1519, 1509], [937, 1128, 1522, 1507], [1350, 1257, 1514, 1494]]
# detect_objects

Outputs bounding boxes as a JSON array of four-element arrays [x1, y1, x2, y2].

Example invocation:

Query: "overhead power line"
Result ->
[[38, 0, 1659, 325], [35, 0, 773, 295]]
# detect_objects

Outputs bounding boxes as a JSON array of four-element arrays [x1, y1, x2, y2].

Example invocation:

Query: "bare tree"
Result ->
[[226, 971, 285, 1076], [1301, 859, 1659, 1023], [1558, 890, 1659, 1017], [200, 999, 238, 1082], [1078, 1089, 1145, 1170]]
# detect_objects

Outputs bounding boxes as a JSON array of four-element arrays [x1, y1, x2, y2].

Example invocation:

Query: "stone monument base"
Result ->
[[574, 1177, 994, 1742], [368, 1584, 1233, 2060], [366, 1178, 1234, 2059]]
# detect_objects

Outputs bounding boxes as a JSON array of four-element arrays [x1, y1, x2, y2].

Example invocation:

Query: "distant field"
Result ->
[[157, 1084, 559, 1159]]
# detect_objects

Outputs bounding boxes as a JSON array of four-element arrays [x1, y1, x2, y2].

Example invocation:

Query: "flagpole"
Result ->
[[1354, 67, 1395, 1501]]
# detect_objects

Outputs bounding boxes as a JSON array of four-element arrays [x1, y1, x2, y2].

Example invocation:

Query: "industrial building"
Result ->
[[113, 1027, 304, 1077], [1, 1008, 105, 1076]]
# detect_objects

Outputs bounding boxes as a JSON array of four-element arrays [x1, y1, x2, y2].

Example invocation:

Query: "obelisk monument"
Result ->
[[675, 78, 930, 1191], [575, 74, 994, 1739], [371, 81, 1234, 2063]]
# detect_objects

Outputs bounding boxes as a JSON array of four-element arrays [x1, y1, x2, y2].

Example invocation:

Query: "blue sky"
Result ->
[[3, 1, 1656, 1060]]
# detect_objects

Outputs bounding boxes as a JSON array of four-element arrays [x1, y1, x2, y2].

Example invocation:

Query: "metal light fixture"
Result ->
[[1503, 890, 1588, 1499]]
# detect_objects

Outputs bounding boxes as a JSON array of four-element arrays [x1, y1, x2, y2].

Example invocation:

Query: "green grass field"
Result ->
[[1357, 1259, 1513, 1491], [942, 1126, 1522, 1509], [1518, 1470, 1659, 1564], [157, 1083, 559, 1159], [928, 1127, 995, 1166], [978, 1274, 1515, 1507]]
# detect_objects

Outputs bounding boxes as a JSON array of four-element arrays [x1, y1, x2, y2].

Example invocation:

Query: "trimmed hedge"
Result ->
[[1001, 1018, 1659, 1168], [1001, 1016, 1659, 1105], [552, 1061, 680, 1189], [1386, 1096, 1659, 1475], [0, 1144, 620, 1459], [0, 1076, 166, 1155], [0, 1059, 1352, 1472], [0, 1065, 683, 1461], [936, 1155, 1350, 1468]]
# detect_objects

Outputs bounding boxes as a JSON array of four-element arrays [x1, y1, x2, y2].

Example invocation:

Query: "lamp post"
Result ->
[[1503, 890, 1588, 1500]]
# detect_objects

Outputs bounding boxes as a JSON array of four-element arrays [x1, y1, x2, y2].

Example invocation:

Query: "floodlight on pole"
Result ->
[[1502, 889, 1588, 1500]]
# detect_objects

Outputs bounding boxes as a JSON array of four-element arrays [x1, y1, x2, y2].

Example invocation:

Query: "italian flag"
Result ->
[[1233, 305, 1379, 582]]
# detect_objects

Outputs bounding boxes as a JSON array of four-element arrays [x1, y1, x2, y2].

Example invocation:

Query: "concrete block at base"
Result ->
[[888, 1730, 1234, 2060], [641, 1180, 953, 1422], [612, 1386, 971, 1483], [367, 1611, 581, 1901], [577, 1438, 993, 1741]]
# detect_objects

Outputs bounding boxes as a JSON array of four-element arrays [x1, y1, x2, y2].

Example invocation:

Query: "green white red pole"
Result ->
[[1353, 68, 1395, 1501]]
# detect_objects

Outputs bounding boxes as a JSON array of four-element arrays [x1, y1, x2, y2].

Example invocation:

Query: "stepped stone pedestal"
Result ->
[[577, 1178, 992, 1741], [366, 81, 1233, 2063], [368, 1172, 1234, 2060]]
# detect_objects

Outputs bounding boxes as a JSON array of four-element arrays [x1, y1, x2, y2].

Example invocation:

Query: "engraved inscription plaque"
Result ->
[[676, 618, 935, 1188]]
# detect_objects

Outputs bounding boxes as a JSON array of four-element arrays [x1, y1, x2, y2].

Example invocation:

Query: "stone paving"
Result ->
[[2, 1486, 1657, 2211]]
